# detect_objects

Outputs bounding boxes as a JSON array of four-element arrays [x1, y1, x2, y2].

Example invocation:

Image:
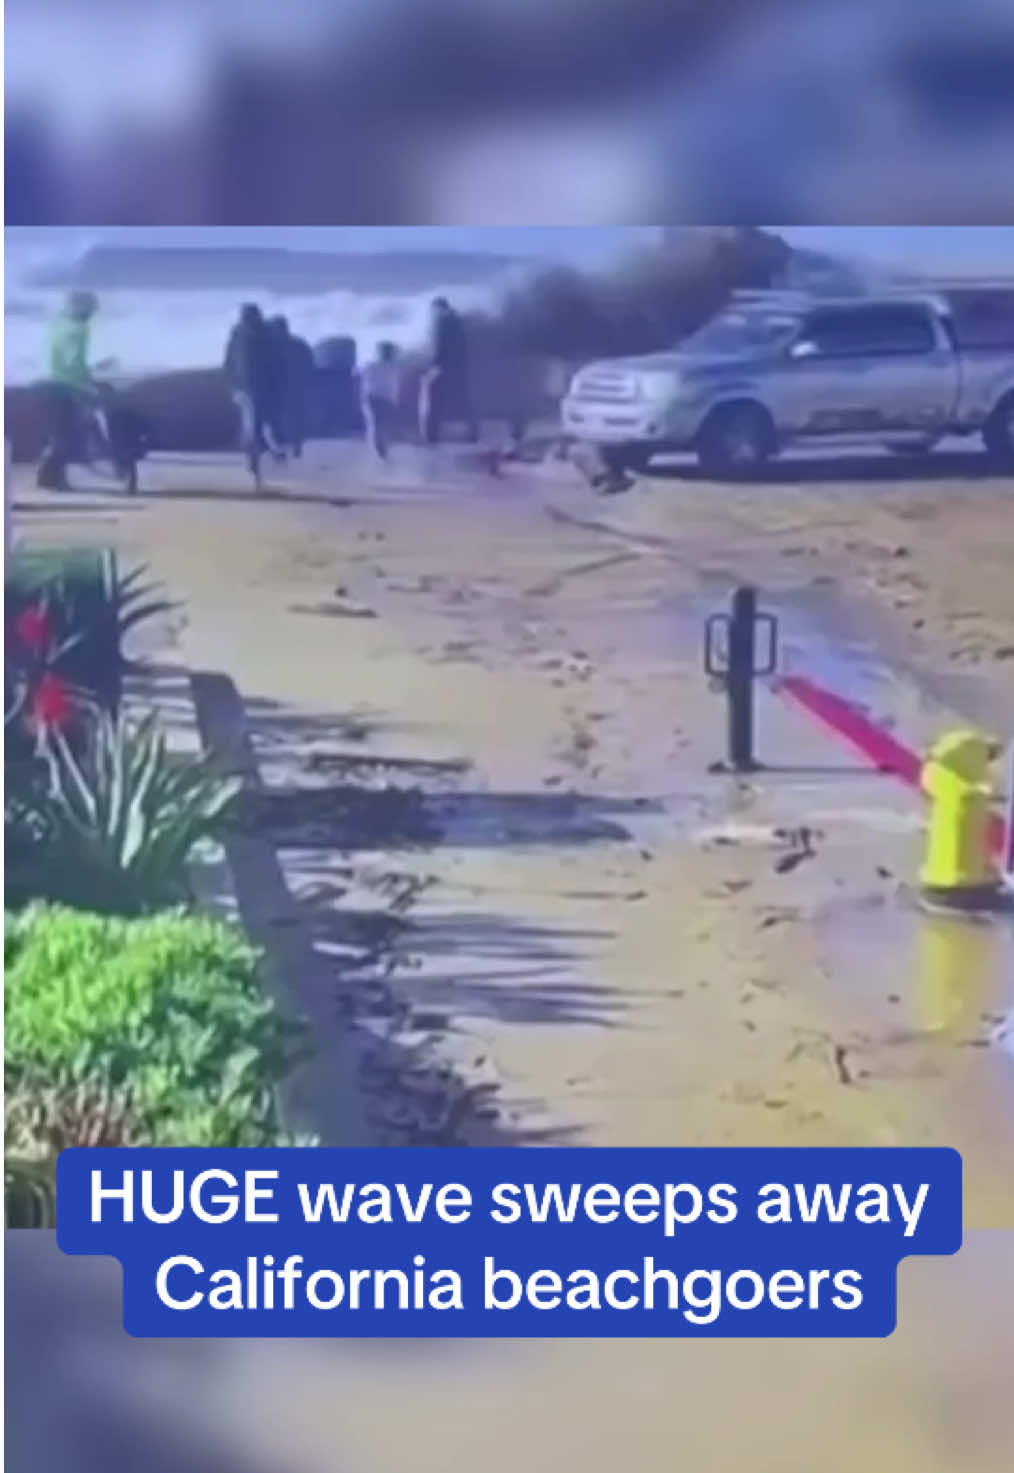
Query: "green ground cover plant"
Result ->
[[5, 905, 312, 1152]]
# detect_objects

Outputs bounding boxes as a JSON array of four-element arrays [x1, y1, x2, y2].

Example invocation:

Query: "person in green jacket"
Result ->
[[50, 290, 97, 389], [37, 291, 99, 489]]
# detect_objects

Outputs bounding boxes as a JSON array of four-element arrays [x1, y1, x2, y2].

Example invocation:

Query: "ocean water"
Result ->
[[3, 236, 502, 386]]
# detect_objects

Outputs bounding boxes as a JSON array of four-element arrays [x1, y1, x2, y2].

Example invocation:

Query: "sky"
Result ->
[[779, 228, 1014, 275], [7, 226, 1014, 275]]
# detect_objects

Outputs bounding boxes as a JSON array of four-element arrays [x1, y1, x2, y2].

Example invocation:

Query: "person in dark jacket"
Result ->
[[224, 304, 277, 476], [92, 383, 151, 493], [419, 297, 478, 445], [267, 316, 315, 458]]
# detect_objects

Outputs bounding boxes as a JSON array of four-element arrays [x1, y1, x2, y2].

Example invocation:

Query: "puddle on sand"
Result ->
[[814, 892, 1014, 1210], [598, 581, 907, 714], [657, 577, 981, 732], [765, 581, 1014, 736], [815, 891, 1014, 1050]]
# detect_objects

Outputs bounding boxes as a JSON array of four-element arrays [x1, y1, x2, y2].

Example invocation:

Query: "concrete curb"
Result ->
[[189, 669, 373, 1148]]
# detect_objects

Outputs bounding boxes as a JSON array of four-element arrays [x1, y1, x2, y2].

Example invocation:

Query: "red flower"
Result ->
[[11, 603, 53, 654], [30, 672, 74, 731]]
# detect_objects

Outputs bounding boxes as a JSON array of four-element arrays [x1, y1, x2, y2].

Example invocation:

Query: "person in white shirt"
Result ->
[[359, 342, 401, 460]]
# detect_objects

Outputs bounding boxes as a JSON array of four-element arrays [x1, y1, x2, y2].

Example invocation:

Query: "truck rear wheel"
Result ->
[[983, 396, 1014, 467], [697, 403, 775, 477]]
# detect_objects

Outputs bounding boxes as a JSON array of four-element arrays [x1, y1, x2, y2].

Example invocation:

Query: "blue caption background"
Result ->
[[57, 1146, 962, 1338]]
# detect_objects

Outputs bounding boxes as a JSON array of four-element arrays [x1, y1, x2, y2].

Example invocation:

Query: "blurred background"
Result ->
[[7, 1229, 1014, 1472], [7, 4, 1014, 1466], [6, 0, 1014, 223], [8, 225, 1014, 386]]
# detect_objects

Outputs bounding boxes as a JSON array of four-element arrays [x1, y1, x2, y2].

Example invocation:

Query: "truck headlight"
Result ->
[[638, 372, 681, 400]]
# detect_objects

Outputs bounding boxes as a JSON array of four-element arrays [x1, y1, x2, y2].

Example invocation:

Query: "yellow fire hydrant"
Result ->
[[919, 729, 1001, 907]]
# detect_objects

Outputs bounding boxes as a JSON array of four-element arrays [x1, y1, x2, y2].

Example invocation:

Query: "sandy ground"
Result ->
[[9, 443, 1014, 1210], [609, 449, 1014, 731], [8, 441, 1014, 1471]]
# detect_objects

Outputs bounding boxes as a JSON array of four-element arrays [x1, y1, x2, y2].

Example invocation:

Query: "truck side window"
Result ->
[[945, 290, 1014, 349], [802, 305, 937, 358]]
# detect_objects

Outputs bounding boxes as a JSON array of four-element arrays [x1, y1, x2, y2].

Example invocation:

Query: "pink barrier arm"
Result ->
[[777, 673, 1006, 859]]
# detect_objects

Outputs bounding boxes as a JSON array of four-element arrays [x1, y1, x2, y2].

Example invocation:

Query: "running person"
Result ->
[[360, 342, 401, 460], [37, 290, 99, 489], [419, 298, 478, 445], [224, 304, 277, 483]]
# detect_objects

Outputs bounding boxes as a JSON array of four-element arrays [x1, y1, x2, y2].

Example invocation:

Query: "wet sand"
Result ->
[[9, 443, 1014, 1472], [11, 443, 1013, 1220], [605, 451, 1014, 731]]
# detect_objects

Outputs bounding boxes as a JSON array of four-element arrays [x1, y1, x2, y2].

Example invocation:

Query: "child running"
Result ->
[[359, 342, 401, 460]]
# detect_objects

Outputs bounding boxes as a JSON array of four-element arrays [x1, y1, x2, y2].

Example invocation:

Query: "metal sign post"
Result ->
[[704, 586, 779, 772]]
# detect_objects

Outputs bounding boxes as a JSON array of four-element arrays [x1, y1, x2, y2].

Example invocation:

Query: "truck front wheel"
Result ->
[[697, 403, 776, 477], [983, 396, 1014, 467]]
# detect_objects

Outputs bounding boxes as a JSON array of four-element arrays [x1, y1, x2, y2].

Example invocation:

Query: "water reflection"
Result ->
[[915, 912, 1004, 1039]]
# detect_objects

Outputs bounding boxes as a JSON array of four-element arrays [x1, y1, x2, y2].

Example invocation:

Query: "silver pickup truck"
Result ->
[[562, 288, 1014, 476]]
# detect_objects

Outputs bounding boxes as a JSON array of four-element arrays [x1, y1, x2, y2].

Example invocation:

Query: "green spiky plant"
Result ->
[[15, 711, 242, 915], [105, 562, 177, 679], [6, 552, 174, 727]]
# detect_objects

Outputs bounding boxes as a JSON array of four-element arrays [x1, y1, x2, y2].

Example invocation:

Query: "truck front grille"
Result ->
[[572, 371, 638, 403]]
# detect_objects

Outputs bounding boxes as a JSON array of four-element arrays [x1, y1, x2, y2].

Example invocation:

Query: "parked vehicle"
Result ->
[[561, 288, 1014, 476]]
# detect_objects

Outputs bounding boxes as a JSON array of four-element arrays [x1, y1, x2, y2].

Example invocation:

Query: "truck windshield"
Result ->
[[681, 311, 800, 354]]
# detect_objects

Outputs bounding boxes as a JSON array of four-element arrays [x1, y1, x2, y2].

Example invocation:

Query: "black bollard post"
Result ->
[[704, 585, 779, 772], [727, 585, 758, 770]]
